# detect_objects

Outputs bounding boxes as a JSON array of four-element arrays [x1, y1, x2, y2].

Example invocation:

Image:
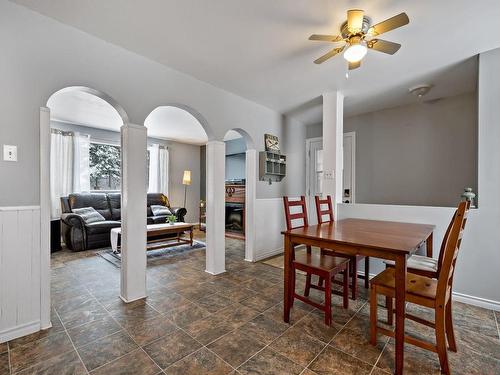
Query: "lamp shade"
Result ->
[[182, 170, 192, 185]]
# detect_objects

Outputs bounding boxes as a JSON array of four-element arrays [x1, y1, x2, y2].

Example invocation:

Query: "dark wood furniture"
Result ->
[[225, 184, 245, 239], [369, 201, 469, 375], [315, 195, 370, 299], [283, 196, 350, 326], [199, 200, 206, 232], [282, 218, 434, 375], [50, 219, 62, 252]]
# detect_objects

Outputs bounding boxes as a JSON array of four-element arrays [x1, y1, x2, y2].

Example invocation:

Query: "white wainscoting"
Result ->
[[254, 198, 285, 261], [0, 206, 41, 343]]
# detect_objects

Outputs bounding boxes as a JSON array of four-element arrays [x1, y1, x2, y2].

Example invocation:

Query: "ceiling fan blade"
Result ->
[[314, 47, 345, 64], [347, 9, 364, 33], [368, 12, 409, 36], [348, 61, 361, 70], [368, 39, 401, 54], [309, 34, 344, 42]]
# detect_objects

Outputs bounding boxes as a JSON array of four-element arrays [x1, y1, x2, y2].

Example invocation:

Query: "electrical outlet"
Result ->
[[3, 145, 17, 162], [324, 170, 334, 180]]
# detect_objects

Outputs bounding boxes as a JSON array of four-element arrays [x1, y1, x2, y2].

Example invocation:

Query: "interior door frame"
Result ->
[[343, 131, 356, 204], [305, 137, 323, 224]]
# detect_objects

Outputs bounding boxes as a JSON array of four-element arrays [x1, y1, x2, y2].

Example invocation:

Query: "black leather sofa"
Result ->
[[60, 193, 187, 251]]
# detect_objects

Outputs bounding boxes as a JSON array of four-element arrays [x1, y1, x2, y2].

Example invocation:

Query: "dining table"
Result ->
[[282, 218, 435, 375]]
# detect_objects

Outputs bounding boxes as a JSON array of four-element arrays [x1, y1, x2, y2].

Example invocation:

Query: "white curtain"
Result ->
[[148, 144, 169, 195], [159, 146, 169, 196], [73, 132, 91, 192], [50, 130, 74, 219], [50, 130, 91, 219]]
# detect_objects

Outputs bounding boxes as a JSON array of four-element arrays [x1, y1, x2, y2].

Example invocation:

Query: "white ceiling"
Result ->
[[49, 89, 208, 144], [17, 0, 499, 125], [48, 89, 124, 129], [145, 106, 208, 145]]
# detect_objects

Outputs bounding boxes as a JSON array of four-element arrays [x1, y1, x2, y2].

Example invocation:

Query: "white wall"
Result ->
[[0, 1, 284, 205]]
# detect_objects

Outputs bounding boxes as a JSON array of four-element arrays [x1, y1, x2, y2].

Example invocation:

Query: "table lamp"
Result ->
[[182, 170, 192, 208]]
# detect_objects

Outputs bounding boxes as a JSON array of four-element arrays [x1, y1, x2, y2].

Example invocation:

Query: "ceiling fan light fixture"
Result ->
[[343, 40, 367, 63]]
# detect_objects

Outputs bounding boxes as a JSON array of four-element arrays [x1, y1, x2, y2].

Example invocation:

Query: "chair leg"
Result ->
[[290, 267, 296, 309], [386, 296, 393, 326], [304, 274, 312, 297], [343, 266, 349, 309], [436, 306, 451, 375], [306, 245, 312, 254], [324, 272, 332, 326], [351, 259, 358, 300], [445, 299, 457, 352], [364, 257, 370, 289], [370, 286, 378, 345]]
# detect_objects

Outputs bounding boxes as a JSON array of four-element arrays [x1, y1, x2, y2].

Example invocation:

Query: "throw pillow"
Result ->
[[72, 207, 106, 224], [151, 205, 172, 216]]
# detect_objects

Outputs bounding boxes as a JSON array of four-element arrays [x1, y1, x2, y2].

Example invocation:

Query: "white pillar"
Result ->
[[205, 140, 226, 274], [322, 91, 344, 219], [244, 149, 257, 262], [39, 107, 51, 329], [120, 123, 147, 302]]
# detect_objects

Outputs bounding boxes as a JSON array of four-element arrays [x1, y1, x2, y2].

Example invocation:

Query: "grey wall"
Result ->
[[225, 138, 246, 181], [305, 92, 478, 207], [0, 1, 284, 205], [282, 116, 307, 196], [51, 121, 202, 223]]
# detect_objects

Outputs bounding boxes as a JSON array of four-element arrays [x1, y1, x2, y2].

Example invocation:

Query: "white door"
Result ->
[[306, 134, 355, 223]]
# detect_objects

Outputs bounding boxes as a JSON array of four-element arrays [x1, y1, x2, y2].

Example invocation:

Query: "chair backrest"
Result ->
[[436, 200, 470, 303], [315, 195, 334, 224], [283, 196, 308, 230], [436, 211, 456, 275]]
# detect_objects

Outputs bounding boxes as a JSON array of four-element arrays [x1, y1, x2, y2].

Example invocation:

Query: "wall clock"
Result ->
[[264, 134, 280, 152]]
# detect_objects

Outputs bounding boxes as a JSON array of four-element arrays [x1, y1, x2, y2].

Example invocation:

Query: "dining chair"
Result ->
[[383, 211, 456, 279], [369, 200, 470, 375], [283, 196, 350, 325], [315, 195, 370, 299]]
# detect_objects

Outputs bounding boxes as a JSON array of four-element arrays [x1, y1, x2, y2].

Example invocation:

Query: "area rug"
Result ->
[[97, 240, 206, 268]]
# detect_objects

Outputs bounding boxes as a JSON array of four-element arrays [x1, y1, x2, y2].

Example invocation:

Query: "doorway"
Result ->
[[306, 133, 356, 223]]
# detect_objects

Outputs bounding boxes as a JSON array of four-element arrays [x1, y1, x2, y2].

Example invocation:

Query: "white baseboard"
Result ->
[[255, 247, 283, 262], [0, 320, 40, 343], [452, 292, 500, 312]]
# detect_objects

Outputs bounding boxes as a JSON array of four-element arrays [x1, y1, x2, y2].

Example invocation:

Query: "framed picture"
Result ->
[[264, 133, 280, 152]]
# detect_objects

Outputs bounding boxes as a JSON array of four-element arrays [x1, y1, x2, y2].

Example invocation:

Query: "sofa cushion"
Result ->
[[151, 215, 169, 224], [108, 193, 121, 220], [85, 221, 121, 235], [69, 193, 112, 220], [72, 207, 106, 224], [151, 205, 172, 216], [147, 193, 170, 216]]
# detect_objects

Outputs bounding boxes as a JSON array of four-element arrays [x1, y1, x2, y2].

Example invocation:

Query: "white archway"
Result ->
[[40, 86, 129, 327], [223, 128, 257, 262], [145, 105, 226, 275]]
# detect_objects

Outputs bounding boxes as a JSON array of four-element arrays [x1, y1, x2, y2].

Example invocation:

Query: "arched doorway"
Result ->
[[223, 129, 257, 262], [145, 105, 225, 275], [40, 86, 128, 327]]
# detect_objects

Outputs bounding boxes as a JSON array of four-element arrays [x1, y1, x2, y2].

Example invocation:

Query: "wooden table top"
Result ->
[[282, 218, 435, 255]]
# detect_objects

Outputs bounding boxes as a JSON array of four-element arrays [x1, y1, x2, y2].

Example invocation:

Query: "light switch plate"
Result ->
[[324, 170, 334, 180], [3, 145, 17, 162]]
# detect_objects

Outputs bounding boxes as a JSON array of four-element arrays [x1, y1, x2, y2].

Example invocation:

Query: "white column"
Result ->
[[244, 149, 257, 262], [322, 91, 344, 219], [39, 107, 51, 329], [205, 140, 226, 274], [120, 123, 147, 302]]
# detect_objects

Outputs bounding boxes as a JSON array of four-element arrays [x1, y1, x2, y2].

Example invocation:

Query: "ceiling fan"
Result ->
[[309, 9, 409, 70]]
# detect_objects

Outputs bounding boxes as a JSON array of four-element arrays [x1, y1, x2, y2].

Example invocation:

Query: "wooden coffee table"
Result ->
[[111, 222, 194, 253]]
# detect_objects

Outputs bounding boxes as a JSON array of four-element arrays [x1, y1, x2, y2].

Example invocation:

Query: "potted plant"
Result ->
[[167, 214, 177, 225]]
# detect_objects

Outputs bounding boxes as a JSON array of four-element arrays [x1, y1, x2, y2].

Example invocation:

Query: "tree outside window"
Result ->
[[89, 143, 121, 190]]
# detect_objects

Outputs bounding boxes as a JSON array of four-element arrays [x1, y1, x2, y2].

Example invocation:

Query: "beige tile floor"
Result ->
[[1, 231, 499, 374]]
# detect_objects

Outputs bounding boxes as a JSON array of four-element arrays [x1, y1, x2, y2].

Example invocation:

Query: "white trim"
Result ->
[[204, 269, 227, 276], [343, 131, 356, 204], [452, 292, 500, 312], [40, 107, 51, 329], [0, 206, 40, 211], [0, 321, 41, 343], [255, 247, 283, 262], [305, 137, 322, 197], [244, 149, 257, 262]]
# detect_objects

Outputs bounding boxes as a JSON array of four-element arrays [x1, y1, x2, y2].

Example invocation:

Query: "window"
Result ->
[[89, 143, 121, 191]]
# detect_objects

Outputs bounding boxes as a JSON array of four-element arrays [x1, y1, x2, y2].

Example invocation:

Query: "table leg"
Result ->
[[190, 228, 193, 246], [394, 255, 407, 375], [283, 234, 292, 323], [426, 232, 433, 257]]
